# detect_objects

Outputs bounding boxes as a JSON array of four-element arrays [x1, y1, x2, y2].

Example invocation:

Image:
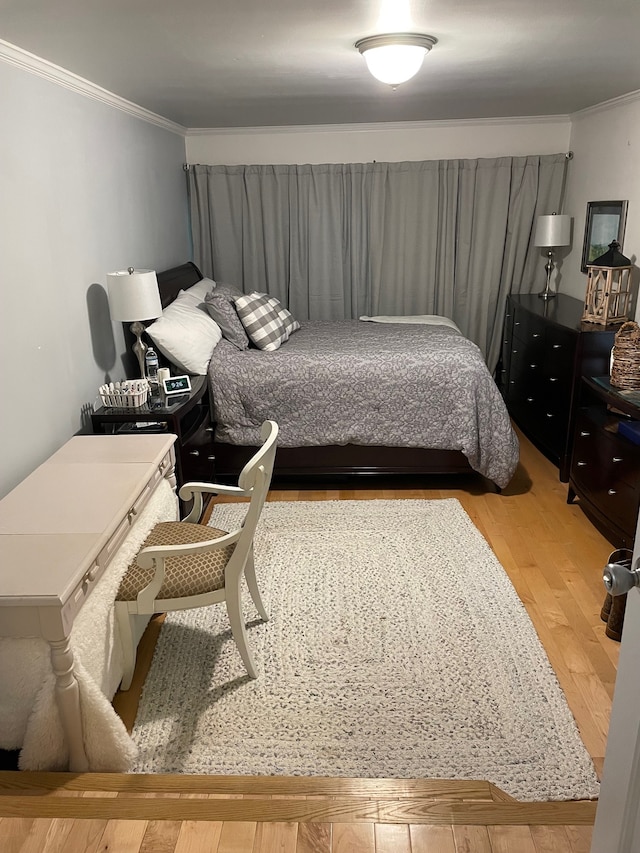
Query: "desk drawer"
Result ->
[[62, 459, 175, 630], [99, 450, 174, 569]]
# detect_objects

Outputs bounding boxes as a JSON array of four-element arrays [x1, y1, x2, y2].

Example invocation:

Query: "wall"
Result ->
[[186, 117, 571, 165], [562, 93, 640, 315], [0, 60, 189, 498]]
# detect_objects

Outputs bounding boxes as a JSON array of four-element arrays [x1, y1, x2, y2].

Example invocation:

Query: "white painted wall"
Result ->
[[562, 93, 640, 314], [186, 117, 571, 165], [0, 61, 189, 498]]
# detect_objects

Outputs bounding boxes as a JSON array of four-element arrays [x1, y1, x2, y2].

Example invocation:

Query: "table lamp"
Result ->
[[534, 213, 571, 299], [107, 267, 162, 378]]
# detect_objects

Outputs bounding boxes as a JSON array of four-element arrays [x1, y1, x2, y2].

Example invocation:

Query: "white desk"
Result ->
[[0, 434, 176, 771]]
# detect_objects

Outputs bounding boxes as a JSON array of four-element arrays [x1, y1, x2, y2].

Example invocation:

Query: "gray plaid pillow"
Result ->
[[234, 293, 289, 351], [270, 298, 301, 337]]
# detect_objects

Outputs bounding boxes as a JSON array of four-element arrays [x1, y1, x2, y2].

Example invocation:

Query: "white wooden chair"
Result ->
[[115, 420, 278, 689]]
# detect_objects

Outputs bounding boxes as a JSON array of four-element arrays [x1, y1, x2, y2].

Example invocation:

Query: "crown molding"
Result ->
[[186, 114, 571, 136], [0, 39, 186, 136], [571, 89, 640, 120]]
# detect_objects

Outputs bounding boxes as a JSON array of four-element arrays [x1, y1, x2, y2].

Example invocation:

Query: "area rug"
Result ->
[[131, 498, 600, 802]]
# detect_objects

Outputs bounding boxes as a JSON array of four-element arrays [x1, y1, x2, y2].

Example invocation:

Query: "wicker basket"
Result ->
[[611, 321, 640, 389], [99, 380, 150, 408]]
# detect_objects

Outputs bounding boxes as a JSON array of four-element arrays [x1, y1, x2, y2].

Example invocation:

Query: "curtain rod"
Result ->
[[184, 153, 573, 170]]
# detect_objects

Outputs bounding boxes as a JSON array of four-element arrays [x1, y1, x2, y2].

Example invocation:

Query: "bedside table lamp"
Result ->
[[107, 267, 162, 379], [534, 213, 571, 300]]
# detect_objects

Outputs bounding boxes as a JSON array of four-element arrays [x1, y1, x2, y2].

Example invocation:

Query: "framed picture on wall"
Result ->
[[581, 199, 628, 273]]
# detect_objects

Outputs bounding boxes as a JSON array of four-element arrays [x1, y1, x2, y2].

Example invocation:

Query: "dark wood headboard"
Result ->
[[156, 261, 204, 308]]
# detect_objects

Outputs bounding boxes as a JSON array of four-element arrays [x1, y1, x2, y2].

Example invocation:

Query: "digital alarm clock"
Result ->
[[162, 375, 192, 395]]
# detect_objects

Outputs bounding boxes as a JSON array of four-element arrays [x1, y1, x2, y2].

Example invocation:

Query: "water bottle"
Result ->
[[145, 347, 159, 386]]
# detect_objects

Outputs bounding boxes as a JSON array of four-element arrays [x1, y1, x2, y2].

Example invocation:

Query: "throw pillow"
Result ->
[[204, 287, 250, 350], [234, 292, 289, 352], [268, 297, 301, 337]]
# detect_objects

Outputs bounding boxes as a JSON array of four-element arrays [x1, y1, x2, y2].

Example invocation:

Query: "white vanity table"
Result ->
[[0, 434, 177, 771]]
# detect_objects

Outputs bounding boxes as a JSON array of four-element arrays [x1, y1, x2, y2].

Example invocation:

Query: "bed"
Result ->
[[154, 263, 519, 488]]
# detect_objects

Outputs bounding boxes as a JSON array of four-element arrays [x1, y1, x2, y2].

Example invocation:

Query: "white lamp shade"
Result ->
[[106, 269, 162, 322], [534, 214, 571, 248], [362, 44, 427, 85]]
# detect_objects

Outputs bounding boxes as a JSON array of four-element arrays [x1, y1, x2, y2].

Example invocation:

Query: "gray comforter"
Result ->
[[208, 320, 519, 487]]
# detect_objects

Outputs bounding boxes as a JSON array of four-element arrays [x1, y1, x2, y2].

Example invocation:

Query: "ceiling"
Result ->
[[1, 0, 639, 129]]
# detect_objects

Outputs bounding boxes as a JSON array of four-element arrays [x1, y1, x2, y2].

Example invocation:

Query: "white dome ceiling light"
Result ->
[[355, 33, 438, 88]]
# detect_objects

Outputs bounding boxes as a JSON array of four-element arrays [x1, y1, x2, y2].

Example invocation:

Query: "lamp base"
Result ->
[[130, 321, 148, 380], [538, 251, 558, 299]]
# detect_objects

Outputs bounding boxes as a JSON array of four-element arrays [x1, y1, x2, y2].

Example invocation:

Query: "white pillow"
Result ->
[[145, 289, 222, 375], [183, 277, 215, 304]]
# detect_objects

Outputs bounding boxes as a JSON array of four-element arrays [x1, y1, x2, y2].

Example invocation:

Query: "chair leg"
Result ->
[[244, 546, 269, 623], [114, 601, 137, 691], [225, 579, 258, 679]]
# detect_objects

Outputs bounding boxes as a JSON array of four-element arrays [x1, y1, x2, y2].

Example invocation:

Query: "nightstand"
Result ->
[[91, 375, 215, 493]]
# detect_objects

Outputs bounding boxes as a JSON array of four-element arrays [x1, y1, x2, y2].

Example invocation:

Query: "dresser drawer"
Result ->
[[572, 414, 640, 533], [513, 302, 545, 343], [543, 328, 576, 383]]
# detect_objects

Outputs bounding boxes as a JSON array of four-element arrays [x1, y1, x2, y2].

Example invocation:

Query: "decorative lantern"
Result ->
[[582, 240, 633, 325]]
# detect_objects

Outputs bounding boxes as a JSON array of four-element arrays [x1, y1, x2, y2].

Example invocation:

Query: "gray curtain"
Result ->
[[189, 154, 568, 369]]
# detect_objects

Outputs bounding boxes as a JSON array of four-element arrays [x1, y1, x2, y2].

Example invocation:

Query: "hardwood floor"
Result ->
[[0, 427, 617, 852]]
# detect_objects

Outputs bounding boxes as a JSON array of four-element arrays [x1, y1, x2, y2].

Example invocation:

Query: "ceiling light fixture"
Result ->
[[355, 33, 437, 88]]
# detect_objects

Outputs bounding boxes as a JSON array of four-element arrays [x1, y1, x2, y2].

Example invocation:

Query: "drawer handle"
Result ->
[[532, 333, 541, 338], [189, 450, 200, 457], [549, 377, 559, 382], [506, 313, 511, 318], [530, 363, 538, 368], [515, 321, 520, 326], [207, 455, 216, 461], [512, 349, 518, 354], [205, 427, 215, 433], [526, 397, 534, 402], [580, 431, 590, 437], [127, 507, 138, 523], [552, 344, 562, 349], [577, 461, 587, 467], [546, 413, 554, 418], [608, 489, 617, 496], [612, 456, 623, 463]]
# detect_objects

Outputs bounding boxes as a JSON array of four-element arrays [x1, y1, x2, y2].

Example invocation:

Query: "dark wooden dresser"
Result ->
[[568, 376, 640, 548], [498, 294, 617, 480]]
